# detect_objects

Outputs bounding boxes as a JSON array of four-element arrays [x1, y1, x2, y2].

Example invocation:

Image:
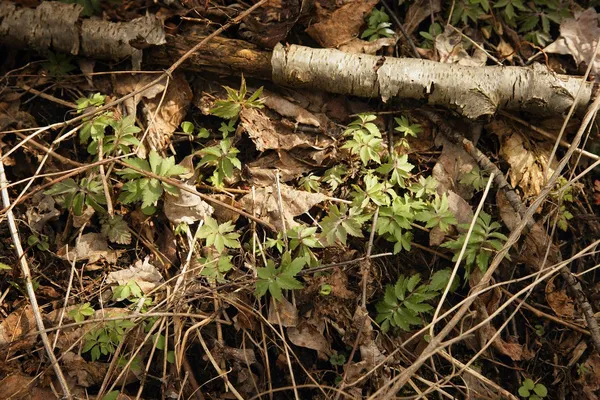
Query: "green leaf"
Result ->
[[181, 121, 194, 134]]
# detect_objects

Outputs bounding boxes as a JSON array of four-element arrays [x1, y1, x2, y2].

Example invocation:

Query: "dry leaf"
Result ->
[[238, 183, 327, 230], [240, 108, 333, 152], [403, 0, 441, 35], [545, 278, 575, 319], [436, 26, 487, 66], [305, 0, 379, 48], [576, 353, 600, 398], [262, 90, 321, 127], [544, 8, 600, 76], [244, 151, 309, 186], [432, 136, 479, 200], [288, 322, 332, 358], [0, 374, 57, 400], [339, 37, 397, 55], [267, 296, 298, 327], [58, 233, 120, 264], [163, 183, 213, 225], [106, 257, 163, 294], [25, 193, 60, 232]]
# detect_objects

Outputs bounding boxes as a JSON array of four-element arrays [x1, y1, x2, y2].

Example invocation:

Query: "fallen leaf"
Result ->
[[0, 374, 56, 400], [403, 0, 441, 35], [267, 296, 298, 327], [58, 233, 120, 264], [262, 90, 321, 127], [432, 136, 479, 200], [305, 0, 379, 48], [546, 278, 575, 319], [435, 26, 487, 66], [106, 256, 164, 294], [244, 151, 309, 186], [288, 322, 332, 358], [25, 193, 60, 232], [240, 108, 333, 152], [544, 8, 600, 76], [576, 353, 600, 398], [163, 183, 213, 225], [238, 183, 327, 230]]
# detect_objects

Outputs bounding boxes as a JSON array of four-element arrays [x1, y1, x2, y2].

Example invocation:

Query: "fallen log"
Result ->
[[0, 0, 594, 120]]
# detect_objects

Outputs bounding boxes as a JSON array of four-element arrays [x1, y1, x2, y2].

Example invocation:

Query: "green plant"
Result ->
[[323, 165, 347, 191], [441, 211, 508, 279], [198, 138, 242, 187], [410, 176, 438, 198], [196, 217, 241, 253], [534, 324, 545, 337], [100, 215, 132, 245], [42, 52, 77, 76], [79, 112, 115, 154], [83, 319, 135, 361], [288, 225, 322, 266], [576, 362, 590, 376], [518, 378, 547, 399], [361, 8, 395, 41], [376, 153, 414, 188], [377, 193, 425, 254], [95, 116, 141, 156], [27, 233, 50, 251], [210, 75, 264, 120], [46, 176, 107, 216], [415, 194, 457, 233], [550, 177, 575, 231], [68, 302, 95, 323], [265, 232, 285, 254], [351, 174, 392, 209], [460, 165, 490, 191], [198, 254, 234, 282], [342, 114, 384, 165], [181, 121, 210, 139], [0, 262, 10, 271], [117, 150, 188, 213], [419, 22, 443, 48], [375, 270, 455, 333], [255, 252, 305, 301], [112, 280, 143, 302], [451, 0, 489, 25], [320, 284, 332, 296], [320, 204, 365, 246], [298, 173, 321, 192], [76, 93, 106, 113], [218, 120, 236, 138], [329, 353, 346, 366], [394, 116, 422, 149]]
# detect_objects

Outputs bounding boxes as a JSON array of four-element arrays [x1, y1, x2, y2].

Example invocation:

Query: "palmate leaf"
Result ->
[[255, 252, 305, 301], [320, 204, 364, 246], [196, 217, 240, 253], [101, 215, 132, 245], [376, 270, 453, 333]]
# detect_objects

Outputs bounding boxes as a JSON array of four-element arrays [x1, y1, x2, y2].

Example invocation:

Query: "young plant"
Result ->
[[441, 211, 508, 279], [181, 121, 210, 139], [394, 115, 422, 149], [375, 270, 455, 333], [361, 8, 395, 41], [117, 150, 188, 213], [42, 51, 77, 76], [342, 115, 384, 166], [351, 174, 392, 209], [198, 138, 242, 187], [376, 153, 414, 188], [410, 175, 438, 199], [198, 254, 234, 282], [288, 225, 322, 266], [210, 75, 264, 120], [83, 319, 135, 361], [27, 233, 50, 252], [419, 22, 443, 49], [460, 165, 490, 191], [90, 115, 141, 156], [415, 194, 457, 233], [320, 204, 365, 246], [255, 252, 305, 301], [100, 215, 132, 245], [298, 173, 321, 193], [68, 302, 95, 323], [323, 165, 347, 191], [518, 379, 547, 400], [377, 193, 425, 254], [196, 216, 241, 253], [76, 93, 106, 113], [112, 280, 143, 302], [46, 176, 107, 216]]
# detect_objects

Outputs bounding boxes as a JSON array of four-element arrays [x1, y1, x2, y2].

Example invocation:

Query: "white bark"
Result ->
[[271, 43, 593, 120]]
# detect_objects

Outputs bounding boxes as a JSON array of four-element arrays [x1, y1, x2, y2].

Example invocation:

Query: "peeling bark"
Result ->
[[271, 44, 593, 120]]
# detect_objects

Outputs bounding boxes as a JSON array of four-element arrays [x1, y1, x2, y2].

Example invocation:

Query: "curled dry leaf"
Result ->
[[238, 183, 327, 230], [163, 183, 214, 225], [106, 257, 163, 294]]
